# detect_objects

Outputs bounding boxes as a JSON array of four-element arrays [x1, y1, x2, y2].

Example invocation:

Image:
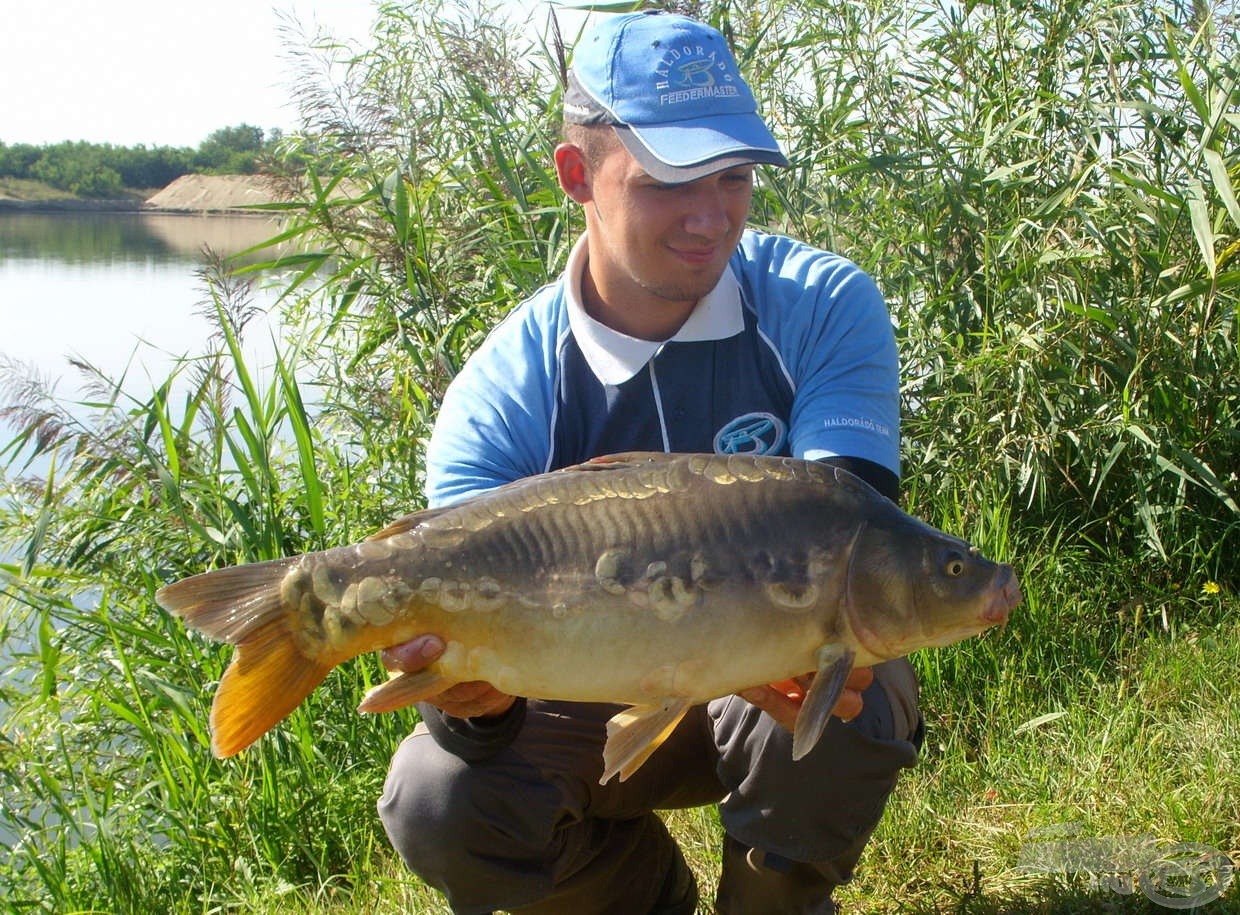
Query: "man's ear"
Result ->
[[554, 143, 593, 203]]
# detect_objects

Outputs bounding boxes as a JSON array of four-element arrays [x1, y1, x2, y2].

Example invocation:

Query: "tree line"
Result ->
[[0, 123, 283, 198]]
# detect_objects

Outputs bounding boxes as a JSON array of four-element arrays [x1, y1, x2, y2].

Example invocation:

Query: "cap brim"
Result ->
[[615, 116, 789, 184]]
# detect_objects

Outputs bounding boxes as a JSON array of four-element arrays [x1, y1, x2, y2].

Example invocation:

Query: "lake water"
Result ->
[[0, 211, 291, 854], [0, 211, 285, 402]]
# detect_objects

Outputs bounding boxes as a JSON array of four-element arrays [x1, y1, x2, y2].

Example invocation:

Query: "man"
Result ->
[[377, 11, 922, 914]]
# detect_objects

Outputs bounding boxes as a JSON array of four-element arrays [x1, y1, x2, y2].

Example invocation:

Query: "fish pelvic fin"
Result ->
[[792, 645, 856, 761], [601, 699, 691, 785], [156, 559, 332, 758], [358, 669, 451, 714]]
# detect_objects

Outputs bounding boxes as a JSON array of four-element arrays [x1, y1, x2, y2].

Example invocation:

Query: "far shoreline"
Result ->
[[0, 174, 280, 215]]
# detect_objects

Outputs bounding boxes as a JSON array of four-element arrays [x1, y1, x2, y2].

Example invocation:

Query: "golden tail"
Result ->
[[156, 559, 334, 758]]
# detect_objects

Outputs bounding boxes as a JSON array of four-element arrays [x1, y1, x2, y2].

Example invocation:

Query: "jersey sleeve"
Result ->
[[741, 233, 901, 477], [424, 291, 566, 507], [417, 292, 565, 759]]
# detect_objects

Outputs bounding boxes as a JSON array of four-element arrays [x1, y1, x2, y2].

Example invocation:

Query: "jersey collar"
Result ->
[[564, 233, 745, 385]]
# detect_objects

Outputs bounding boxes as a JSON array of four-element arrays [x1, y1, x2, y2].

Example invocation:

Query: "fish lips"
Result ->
[[983, 564, 1023, 625]]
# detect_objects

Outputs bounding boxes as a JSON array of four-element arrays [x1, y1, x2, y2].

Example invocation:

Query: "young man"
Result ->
[[377, 11, 922, 914]]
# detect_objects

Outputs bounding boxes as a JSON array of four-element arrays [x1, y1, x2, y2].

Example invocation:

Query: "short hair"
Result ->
[[563, 122, 620, 170]]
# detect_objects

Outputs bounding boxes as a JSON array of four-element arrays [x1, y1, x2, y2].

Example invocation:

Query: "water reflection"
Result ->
[[0, 211, 284, 265], [0, 211, 288, 406]]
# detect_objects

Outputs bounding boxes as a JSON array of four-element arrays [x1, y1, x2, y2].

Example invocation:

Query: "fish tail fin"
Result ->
[[210, 621, 334, 757], [156, 558, 332, 757], [155, 557, 299, 644]]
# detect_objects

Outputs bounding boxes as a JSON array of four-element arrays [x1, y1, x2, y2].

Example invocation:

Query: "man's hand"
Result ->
[[381, 634, 517, 720], [738, 666, 875, 733]]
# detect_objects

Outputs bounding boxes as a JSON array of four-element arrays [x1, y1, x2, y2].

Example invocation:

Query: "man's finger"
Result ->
[[435, 682, 516, 719], [380, 634, 445, 672], [832, 689, 864, 723], [739, 685, 801, 731], [845, 665, 875, 693]]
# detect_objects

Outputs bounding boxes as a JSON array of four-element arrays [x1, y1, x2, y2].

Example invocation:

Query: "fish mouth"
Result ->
[[982, 564, 1022, 625]]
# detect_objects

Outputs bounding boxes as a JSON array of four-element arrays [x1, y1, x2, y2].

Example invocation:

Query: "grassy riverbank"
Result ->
[[0, 176, 147, 208], [0, 177, 80, 201], [1, 0, 1236, 911]]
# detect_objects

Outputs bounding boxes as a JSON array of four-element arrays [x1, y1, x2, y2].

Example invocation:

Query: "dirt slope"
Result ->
[[143, 174, 280, 212]]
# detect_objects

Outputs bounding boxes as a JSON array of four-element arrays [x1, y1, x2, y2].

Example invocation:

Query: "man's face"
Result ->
[[561, 138, 755, 339]]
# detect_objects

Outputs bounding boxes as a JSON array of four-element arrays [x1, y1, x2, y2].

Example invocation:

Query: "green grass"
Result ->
[[0, 177, 79, 201]]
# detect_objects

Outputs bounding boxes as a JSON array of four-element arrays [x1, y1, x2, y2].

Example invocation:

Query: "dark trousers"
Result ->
[[378, 659, 920, 914]]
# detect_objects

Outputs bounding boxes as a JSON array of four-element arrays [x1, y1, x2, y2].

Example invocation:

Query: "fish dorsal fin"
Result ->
[[602, 699, 691, 784], [365, 454, 676, 542], [366, 504, 462, 541], [570, 451, 677, 470], [792, 645, 856, 760], [357, 669, 452, 713]]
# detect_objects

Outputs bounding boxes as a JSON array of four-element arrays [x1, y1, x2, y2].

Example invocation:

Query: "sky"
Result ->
[[0, 0, 580, 149]]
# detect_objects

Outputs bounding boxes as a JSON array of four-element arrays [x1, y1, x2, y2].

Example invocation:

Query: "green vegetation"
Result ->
[[0, 124, 283, 198], [1, 0, 1237, 912]]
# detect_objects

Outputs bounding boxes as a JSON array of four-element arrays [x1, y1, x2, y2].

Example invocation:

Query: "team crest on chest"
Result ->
[[713, 412, 787, 455]]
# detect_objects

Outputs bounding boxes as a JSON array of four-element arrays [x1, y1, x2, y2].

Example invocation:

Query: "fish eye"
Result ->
[[945, 553, 966, 577]]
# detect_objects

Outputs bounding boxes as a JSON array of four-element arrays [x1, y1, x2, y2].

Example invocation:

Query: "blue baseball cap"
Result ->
[[563, 11, 789, 183]]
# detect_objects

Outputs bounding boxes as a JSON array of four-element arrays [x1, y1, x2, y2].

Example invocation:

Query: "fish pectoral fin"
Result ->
[[357, 669, 451, 714], [601, 700, 691, 785], [791, 645, 856, 761]]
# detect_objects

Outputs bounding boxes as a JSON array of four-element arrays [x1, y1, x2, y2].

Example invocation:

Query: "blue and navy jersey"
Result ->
[[425, 229, 899, 507]]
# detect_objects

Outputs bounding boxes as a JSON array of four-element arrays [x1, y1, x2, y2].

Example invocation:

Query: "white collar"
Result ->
[[564, 233, 744, 385]]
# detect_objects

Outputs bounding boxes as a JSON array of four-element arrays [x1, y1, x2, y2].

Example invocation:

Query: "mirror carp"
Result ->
[[156, 452, 1021, 783]]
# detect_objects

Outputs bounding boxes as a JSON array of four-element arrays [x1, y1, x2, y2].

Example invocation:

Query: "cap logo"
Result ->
[[654, 47, 739, 108]]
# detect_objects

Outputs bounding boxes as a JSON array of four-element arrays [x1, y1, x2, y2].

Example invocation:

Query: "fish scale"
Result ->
[[156, 451, 1021, 783]]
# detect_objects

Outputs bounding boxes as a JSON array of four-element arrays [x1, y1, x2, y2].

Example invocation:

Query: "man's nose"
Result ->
[[683, 191, 730, 238]]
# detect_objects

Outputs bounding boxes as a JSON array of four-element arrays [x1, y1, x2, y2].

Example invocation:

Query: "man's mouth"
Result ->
[[670, 245, 718, 265]]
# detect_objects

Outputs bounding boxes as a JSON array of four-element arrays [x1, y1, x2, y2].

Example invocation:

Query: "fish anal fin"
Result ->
[[601, 700, 691, 785], [357, 669, 451, 713], [791, 645, 856, 761], [210, 622, 334, 758]]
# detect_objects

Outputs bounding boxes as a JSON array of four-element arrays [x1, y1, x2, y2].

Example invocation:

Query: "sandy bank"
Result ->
[[142, 174, 281, 213], [0, 175, 281, 214]]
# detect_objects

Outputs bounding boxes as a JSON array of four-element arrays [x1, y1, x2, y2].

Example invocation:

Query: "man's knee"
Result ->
[[710, 671, 921, 868], [378, 727, 477, 881], [378, 726, 560, 898], [378, 725, 690, 913], [870, 658, 920, 744]]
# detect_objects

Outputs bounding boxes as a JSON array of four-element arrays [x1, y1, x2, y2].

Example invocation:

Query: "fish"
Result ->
[[156, 451, 1021, 783]]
